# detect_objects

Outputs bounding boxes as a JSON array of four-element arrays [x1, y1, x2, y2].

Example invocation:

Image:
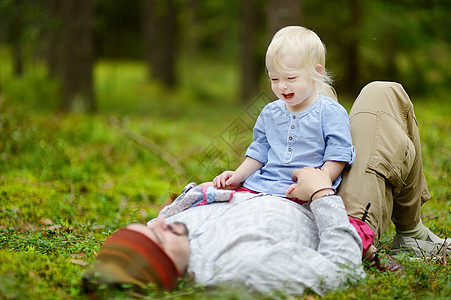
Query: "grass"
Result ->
[[0, 45, 450, 299]]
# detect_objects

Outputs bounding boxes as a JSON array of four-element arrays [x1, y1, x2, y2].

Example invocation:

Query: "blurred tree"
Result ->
[[239, 0, 260, 102], [8, 0, 24, 76], [267, 0, 303, 36], [194, 1, 239, 58], [302, 0, 360, 96], [42, 0, 63, 78], [262, 0, 303, 100], [343, 0, 363, 95], [93, 0, 142, 58], [182, 0, 201, 58], [142, 0, 178, 88], [58, 0, 95, 112], [0, 0, 40, 77]]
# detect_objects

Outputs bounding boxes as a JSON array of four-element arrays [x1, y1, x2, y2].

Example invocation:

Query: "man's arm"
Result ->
[[285, 167, 365, 293]]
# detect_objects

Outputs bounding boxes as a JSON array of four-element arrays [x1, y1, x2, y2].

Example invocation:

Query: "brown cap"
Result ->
[[85, 227, 180, 291]]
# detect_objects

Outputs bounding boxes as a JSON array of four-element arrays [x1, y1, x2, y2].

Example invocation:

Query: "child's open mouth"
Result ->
[[283, 93, 295, 100]]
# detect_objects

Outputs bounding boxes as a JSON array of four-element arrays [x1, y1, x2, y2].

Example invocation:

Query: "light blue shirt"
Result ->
[[243, 94, 355, 197]]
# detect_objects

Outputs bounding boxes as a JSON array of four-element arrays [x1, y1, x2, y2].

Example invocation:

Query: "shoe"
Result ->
[[152, 182, 198, 221], [172, 182, 197, 204], [368, 252, 404, 274], [391, 228, 450, 257]]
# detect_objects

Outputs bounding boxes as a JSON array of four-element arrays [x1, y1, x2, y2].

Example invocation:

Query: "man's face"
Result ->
[[126, 219, 190, 274]]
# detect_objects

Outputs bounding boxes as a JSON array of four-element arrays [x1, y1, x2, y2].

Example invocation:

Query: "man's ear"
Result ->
[[315, 64, 324, 75]]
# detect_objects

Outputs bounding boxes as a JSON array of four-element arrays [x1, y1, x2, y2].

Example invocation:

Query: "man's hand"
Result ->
[[285, 167, 334, 201], [213, 171, 244, 190]]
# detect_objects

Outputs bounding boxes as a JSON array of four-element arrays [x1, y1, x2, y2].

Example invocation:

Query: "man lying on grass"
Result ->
[[83, 82, 450, 297], [84, 167, 366, 296]]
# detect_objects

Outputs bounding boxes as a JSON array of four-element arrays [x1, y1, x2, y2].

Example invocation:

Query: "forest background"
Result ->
[[0, 0, 450, 299]]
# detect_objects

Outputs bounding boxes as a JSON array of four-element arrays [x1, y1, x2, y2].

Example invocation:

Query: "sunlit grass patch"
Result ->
[[0, 250, 85, 298]]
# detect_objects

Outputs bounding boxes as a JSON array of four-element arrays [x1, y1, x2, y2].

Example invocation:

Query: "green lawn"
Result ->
[[0, 54, 450, 299]]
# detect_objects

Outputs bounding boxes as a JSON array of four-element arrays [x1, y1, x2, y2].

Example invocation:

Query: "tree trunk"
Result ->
[[239, 0, 259, 103], [142, 0, 177, 88], [184, 0, 200, 58], [12, 42, 23, 77], [59, 0, 95, 112], [343, 0, 363, 95], [43, 0, 64, 78], [10, 0, 24, 77], [267, 0, 302, 37]]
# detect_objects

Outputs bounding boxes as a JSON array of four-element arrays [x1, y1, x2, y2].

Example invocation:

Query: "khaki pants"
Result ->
[[331, 82, 430, 242]]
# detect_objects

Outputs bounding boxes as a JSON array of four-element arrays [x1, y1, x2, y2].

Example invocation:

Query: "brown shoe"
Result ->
[[368, 252, 404, 274]]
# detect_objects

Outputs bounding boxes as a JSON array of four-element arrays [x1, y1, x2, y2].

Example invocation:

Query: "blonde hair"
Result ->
[[265, 26, 332, 90]]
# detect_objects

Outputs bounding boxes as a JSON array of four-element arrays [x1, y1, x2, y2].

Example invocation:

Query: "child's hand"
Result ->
[[285, 183, 298, 198], [213, 171, 243, 190]]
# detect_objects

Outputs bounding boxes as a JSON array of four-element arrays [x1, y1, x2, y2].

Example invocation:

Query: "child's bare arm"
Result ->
[[321, 161, 346, 182], [213, 157, 263, 189]]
